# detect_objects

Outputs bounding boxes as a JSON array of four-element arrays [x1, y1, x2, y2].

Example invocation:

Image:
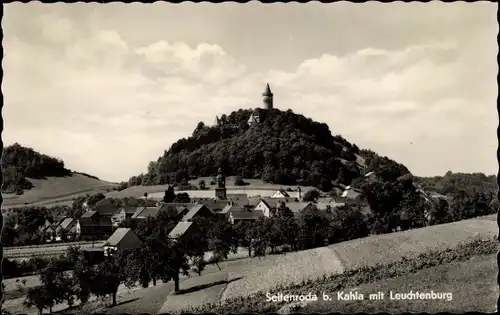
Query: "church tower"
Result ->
[[215, 167, 227, 200], [262, 83, 274, 110]]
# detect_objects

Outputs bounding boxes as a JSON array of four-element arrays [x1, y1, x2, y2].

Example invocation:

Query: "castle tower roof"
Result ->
[[263, 83, 273, 97]]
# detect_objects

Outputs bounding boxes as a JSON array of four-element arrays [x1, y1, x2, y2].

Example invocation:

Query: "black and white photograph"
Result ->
[[1, 2, 498, 314]]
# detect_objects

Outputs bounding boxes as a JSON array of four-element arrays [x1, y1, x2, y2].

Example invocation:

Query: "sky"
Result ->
[[3, 2, 498, 183]]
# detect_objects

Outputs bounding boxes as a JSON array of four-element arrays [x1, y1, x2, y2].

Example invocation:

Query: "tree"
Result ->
[[303, 189, 320, 202], [198, 179, 206, 190], [72, 258, 93, 305], [329, 205, 369, 243], [118, 247, 153, 288], [39, 263, 66, 313], [163, 186, 175, 203], [147, 227, 191, 293], [174, 192, 191, 203], [90, 256, 122, 306], [191, 254, 206, 276], [24, 286, 52, 315], [297, 207, 331, 249], [428, 198, 453, 226], [234, 221, 255, 257], [234, 176, 245, 186]]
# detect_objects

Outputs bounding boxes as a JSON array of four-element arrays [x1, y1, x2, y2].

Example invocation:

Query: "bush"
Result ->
[[234, 176, 245, 186]]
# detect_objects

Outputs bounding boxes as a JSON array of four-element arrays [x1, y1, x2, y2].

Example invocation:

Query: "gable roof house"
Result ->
[[79, 211, 113, 240], [341, 186, 362, 200], [220, 203, 248, 215], [55, 218, 80, 241], [103, 228, 143, 256], [130, 206, 161, 220], [271, 188, 291, 199], [168, 221, 202, 243], [196, 199, 232, 213], [181, 204, 214, 222], [93, 203, 121, 217], [42, 216, 67, 241], [254, 197, 296, 217], [316, 198, 346, 211], [228, 210, 264, 224], [283, 202, 315, 215], [111, 206, 138, 227]]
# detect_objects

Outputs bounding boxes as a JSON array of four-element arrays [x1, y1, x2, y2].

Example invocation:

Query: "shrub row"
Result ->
[[183, 236, 499, 314], [2, 255, 74, 279]]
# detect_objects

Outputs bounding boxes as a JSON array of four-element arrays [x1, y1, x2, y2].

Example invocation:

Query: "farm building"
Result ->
[[283, 202, 315, 215], [79, 211, 113, 240], [55, 217, 80, 241], [181, 204, 214, 222], [111, 207, 137, 227], [229, 210, 264, 224], [270, 188, 291, 198], [103, 228, 143, 256], [131, 206, 161, 219], [168, 221, 202, 243]]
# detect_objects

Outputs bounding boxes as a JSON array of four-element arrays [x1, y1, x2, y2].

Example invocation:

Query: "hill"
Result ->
[[1, 143, 118, 208], [414, 171, 498, 197], [127, 108, 410, 191]]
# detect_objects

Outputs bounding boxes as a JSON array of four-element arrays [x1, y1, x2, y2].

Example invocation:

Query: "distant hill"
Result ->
[[127, 108, 411, 191], [414, 172, 498, 197], [1, 143, 118, 208]]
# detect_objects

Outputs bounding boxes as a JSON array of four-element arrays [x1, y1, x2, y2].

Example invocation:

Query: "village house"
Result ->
[[283, 202, 315, 215], [103, 228, 143, 257], [316, 198, 346, 211], [181, 204, 214, 222], [168, 221, 202, 243], [195, 199, 232, 213], [55, 217, 80, 241], [253, 197, 295, 217], [131, 206, 161, 220], [111, 207, 137, 227], [43, 216, 66, 242], [79, 211, 113, 240], [220, 202, 248, 215], [270, 188, 291, 199], [341, 185, 362, 200], [93, 202, 121, 217], [220, 202, 264, 224], [229, 210, 264, 224]]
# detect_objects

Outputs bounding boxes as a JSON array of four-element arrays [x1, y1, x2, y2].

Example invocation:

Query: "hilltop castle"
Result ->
[[214, 83, 274, 127], [247, 83, 274, 125]]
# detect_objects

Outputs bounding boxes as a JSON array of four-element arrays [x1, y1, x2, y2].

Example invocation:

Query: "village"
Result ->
[[36, 167, 362, 260]]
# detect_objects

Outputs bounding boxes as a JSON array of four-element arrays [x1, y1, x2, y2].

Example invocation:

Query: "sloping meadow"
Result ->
[[182, 217, 499, 314]]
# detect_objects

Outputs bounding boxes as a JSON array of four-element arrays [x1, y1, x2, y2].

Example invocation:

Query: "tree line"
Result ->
[[2, 143, 71, 194]]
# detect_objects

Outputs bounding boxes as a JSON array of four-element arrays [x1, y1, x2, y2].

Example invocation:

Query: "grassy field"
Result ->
[[301, 254, 497, 313], [329, 218, 498, 270], [106, 177, 317, 199], [2, 173, 118, 209]]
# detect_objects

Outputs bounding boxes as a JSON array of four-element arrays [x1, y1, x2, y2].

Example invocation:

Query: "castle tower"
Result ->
[[215, 167, 227, 200], [262, 83, 274, 110]]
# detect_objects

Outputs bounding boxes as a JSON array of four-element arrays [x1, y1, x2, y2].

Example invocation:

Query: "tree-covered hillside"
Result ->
[[414, 171, 498, 197], [2, 143, 71, 194], [128, 108, 376, 190]]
